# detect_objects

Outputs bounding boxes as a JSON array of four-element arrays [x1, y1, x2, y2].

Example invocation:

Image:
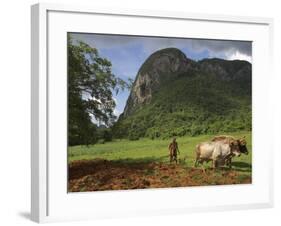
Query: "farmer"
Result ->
[[169, 138, 180, 163]]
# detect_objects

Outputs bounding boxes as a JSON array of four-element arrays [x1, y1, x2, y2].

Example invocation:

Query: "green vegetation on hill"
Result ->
[[113, 64, 251, 140]]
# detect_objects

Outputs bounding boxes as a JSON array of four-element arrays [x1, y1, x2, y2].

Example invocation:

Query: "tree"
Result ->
[[127, 78, 134, 90], [68, 34, 125, 146]]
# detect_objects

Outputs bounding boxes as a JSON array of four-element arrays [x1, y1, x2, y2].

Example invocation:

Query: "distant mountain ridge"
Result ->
[[114, 48, 251, 139]]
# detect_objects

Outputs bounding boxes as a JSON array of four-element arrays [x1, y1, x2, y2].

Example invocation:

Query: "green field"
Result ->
[[68, 131, 252, 192], [69, 131, 251, 171]]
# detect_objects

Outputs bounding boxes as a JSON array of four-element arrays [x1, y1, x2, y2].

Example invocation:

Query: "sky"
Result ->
[[70, 33, 252, 120]]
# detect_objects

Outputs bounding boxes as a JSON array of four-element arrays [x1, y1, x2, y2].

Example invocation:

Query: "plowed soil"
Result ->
[[68, 159, 251, 192]]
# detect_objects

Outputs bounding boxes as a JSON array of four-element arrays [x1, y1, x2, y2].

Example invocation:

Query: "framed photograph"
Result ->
[[31, 3, 274, 223]]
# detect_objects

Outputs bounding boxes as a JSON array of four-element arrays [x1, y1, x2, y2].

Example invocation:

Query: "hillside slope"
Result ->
[[113, 48, 251, 139]]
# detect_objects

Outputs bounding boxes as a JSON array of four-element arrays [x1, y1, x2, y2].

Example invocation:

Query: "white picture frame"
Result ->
[[31, 3, 274, 223]]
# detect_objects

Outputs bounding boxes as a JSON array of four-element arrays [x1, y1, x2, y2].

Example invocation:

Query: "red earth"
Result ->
[[68, 159, 251, 192]]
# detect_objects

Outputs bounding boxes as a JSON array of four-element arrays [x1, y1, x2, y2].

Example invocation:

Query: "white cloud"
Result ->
[[113, 108, 121, 117], [227, 51, 252, 63], [113, 98, 122, 117]]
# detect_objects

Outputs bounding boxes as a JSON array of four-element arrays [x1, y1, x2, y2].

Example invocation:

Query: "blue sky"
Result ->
[[70, 33, 252, 120]]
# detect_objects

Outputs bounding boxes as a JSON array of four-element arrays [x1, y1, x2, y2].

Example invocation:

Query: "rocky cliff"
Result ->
[[122, 48, 196, 117], [115, 47, 251, 139], [122, 48, 251, 117]]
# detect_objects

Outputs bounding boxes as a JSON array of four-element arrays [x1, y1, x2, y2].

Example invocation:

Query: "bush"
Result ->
[[96, 128, 113, 143], [128, 132, 140, 141], [103, 129, 113, 142]]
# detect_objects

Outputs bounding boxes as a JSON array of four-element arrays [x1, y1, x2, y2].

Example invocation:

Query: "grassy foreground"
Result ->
[[68, 132, 252, 192]]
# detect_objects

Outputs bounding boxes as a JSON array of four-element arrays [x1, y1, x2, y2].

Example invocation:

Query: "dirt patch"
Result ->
[[68, 159, 251, 192]]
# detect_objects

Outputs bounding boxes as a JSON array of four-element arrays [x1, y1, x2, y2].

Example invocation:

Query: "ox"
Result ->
[[194, 140, 241, 169], [211, 135, 249, 168], [212, 135, 248, 154]]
